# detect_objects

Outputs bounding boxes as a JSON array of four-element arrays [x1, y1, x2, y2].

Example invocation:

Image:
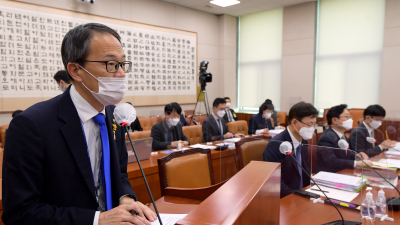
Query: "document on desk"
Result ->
[[224, 138, 242, 142], [189, 144, 208, 148], [378, 159, 400, 168], [268, 129, 284, 135], [151, 214, 187, 225], [305, 186, 359, 202], [388, 142, 400, 152]]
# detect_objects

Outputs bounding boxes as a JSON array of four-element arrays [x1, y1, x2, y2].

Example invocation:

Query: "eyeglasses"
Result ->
[[340, 115, 353, 120], [298, 120, 318, 129], [81, 60, 132, 73], [370, 116, 384, 121]]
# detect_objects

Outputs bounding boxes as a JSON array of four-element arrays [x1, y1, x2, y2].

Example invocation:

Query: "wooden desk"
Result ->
[[127, 142, 239, 204]]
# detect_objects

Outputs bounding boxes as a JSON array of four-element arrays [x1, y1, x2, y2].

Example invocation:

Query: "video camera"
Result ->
[[199, 61, 212, 89]]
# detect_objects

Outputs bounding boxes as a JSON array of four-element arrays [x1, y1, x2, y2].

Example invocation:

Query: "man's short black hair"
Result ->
[[327, 104, 348, 125], [213, 98, 226, 108], [12, 110, 23, 118], [259, 102, 274, 114], [288, 101, 318, 123], [224, 97, 230, 101], [61, 23, 121, 80], [53, 70, 71, 84], [165, 102, 182, 115], [364, 104, 386, 119]]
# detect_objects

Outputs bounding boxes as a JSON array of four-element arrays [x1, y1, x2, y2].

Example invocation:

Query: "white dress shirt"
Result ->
[[70, 85, 105, 225], [287, 127, 301, 159]]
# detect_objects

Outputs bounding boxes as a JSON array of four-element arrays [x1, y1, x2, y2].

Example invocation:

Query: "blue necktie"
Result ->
[[93, 113, 112, 211], [296, 145, 303, 189]]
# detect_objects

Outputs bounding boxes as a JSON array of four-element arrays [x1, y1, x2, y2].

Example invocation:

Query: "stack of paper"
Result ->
[[151, 214, 187, 225], [378, 159, 400, 168], [312, 171, 366, 192], [224, 138, 242, 143], [268, 129, 284, 135], [362, 171, 398, 189], [389, 142, 400, 152], [305, 186, 359, 202], [372, 161, 397, 172]]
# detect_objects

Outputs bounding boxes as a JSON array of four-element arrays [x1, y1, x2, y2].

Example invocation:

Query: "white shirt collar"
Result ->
[[331, 127, 344, 139], [363, 121, 373, 135], [212, 112, 220, 122], [70, 85, 105, 123], [287, 126, 301, 150]]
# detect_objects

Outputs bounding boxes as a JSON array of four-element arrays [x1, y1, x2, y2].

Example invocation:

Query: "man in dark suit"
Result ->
[[263, 102, 317, 198], [2, 23, 156, 225], [317, 104, 371, 173], [202, 98, 244, 142], [222, 97, 238, 123], [151, 103, 190, 150], [248, 101, 274, 134], [53, 70, 72, 92], [349, 104, 396, 157]]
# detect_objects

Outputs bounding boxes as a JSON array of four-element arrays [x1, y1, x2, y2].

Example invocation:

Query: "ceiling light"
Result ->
[[210, 0, 240, 7]]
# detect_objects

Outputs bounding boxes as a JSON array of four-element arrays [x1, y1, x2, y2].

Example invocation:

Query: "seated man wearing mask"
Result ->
[[222, 97, 238, 123], [53, 70, 72, 92], [349, 104, 396, 157], [263, 102, 317, 198], [151, 102, 190, 150], [3, 23, 156, 224], [202, 98, 244, 142], [317, 104, 371, 173], [248, 101, 275, 135]]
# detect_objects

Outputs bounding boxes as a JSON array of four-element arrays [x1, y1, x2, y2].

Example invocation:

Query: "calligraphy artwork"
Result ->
[[0, 6, 197, 98]]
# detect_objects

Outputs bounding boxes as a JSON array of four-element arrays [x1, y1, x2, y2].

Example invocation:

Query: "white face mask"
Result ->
[[168, 118, 180, 126], [217, 110, 226, 118], [226, 103, 231, 108], [264, 112, 272, 119], [295, 120, 315, 140], [59, 83, 67, 92], [369, 120, 382, 129], [78, 64, 126, 106], [341, 118, 353, 130]]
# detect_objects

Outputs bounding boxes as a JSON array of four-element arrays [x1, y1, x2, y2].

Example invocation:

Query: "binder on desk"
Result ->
[[312, 171, 366, 192]]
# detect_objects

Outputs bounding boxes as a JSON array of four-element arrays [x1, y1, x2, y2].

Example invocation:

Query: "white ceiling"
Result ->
[[159, 0, 316, 16]]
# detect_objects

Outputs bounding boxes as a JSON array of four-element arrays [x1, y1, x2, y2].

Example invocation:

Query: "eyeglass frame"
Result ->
[[78, 60, 132, 73], [297, 119, 318, 129]]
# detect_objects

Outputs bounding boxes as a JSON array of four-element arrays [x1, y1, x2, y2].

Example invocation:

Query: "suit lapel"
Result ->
[[58, 88, 96, 201], [210, 116, 222, 135]]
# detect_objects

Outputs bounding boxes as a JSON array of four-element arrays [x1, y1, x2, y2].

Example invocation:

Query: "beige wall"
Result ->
[[380, 0, 400, 119], [0, 0, 238, 123], [280, 2, 316, 113]]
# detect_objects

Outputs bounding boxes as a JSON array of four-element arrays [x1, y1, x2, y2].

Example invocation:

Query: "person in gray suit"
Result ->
[[202, 98, 244, 142], [349, 104, 396, 157]]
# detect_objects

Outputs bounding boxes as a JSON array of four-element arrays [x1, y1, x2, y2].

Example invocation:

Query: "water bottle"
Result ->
[[177, 140, 182, 151], [376, 187, 387, 218], [361, 187, 376, 220]]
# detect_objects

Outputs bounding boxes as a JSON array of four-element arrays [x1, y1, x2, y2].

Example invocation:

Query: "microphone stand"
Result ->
[[288, 148, 360, 225], [122, 124, 163, 225]]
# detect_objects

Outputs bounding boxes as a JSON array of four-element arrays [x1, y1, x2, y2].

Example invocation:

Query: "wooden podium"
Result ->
[[160, 161, 281, 225]]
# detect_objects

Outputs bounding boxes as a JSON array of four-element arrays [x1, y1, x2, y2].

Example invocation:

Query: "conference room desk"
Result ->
[[150, 151, 400, 225], [127, 142, 239, 204]]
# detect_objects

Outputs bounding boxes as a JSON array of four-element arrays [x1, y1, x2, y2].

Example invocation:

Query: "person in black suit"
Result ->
[[202, 98, 244, 142], [2, 23, 156, 225], [265, 99, 278, 126], [222, 97, 238, 123], [53, 70, 72, 92], [317, 104, 371, 173], [263, 101, 317, 198], [151, 102, 190, 150], [248, 101, 275, 135], [349, 105, 396, 157]]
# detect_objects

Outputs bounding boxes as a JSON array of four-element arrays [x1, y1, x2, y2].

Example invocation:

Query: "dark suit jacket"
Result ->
[[349, 123, 382, 157], [317, 127, 355, 173], [130, 118, 143, 131], [223, 108, 238, 123], [263, 129, 310, 198], [202, 115, 232, 142], [180, 114, 189, 126], [150, 120, 189, 150], [2, 87, 135, 225], [271, 111, 278, 126], [248, 113, 274, 134]]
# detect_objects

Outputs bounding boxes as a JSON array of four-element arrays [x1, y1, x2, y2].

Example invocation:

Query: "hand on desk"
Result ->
[[99, 202, 155, 225], [358, 152, 369, 160], [224, 132, 234, 139], [356, 159, 372, 168], [171, 141, 189, 148], [234, 133, 245, 138], [379, 140, 397, 150]]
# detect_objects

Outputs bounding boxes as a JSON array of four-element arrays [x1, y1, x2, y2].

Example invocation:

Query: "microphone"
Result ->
[[366, 137, 376, 144], [277, 140, 358, 225], [338, 139, 349, 150], [279, 141, 292, 155], [113, 103, 164, 225]]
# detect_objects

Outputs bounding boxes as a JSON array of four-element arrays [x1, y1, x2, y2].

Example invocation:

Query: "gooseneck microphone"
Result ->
[[113, 103, 163, 225], [278, 141, 360, 225]]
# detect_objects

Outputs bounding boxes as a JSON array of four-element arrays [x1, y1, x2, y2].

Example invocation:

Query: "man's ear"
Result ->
[[67, 62, 82, 82]]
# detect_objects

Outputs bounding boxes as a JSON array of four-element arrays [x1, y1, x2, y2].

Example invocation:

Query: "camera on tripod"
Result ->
[[199, 61, 212, 89]]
